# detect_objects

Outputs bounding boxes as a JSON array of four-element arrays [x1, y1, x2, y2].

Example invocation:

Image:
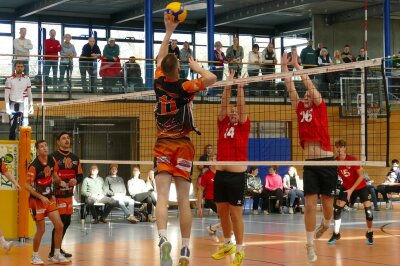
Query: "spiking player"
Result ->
[[328, 139, 374, 245], [153, 13, 216, 266], [282, 52, 337, 262]]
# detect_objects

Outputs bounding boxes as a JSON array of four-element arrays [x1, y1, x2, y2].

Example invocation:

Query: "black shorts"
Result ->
[[214, 171, 246, 206], [338, 186, 371, 203], [204, 199, 218, 213], [303, 157, 338, 196]]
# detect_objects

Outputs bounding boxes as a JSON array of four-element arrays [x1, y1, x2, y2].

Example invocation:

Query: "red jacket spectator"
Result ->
[[44, 39, 61, 61]]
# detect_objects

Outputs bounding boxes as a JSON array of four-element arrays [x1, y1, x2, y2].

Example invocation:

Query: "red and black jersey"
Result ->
[[27, 156, 58, 199], [336, 155, 366, 190], [154, 66, 205, 139], [52, 149, 83, 198]]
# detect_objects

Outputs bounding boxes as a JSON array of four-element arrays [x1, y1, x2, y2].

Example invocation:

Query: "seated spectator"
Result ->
[[128, 166, 157, 222], [333, 49, 344, 65], [212, 41, 226, 81], [356, 47, 369, 61], [125, 56, 143, 91], [103, 164, 139, 224], [318, 48, 332, 66], [261, 165, 284, 214], [142, 169, 157, 199], [283, 166, 305, 214], [246, 166, 263, 214], [377, 162, 400, 209], [81, 165, 118, 224]]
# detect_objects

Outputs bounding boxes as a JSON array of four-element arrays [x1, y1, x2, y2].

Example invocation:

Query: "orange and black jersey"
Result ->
[[27, 156, 58, 199], [154, 66, 206, 139], [52, 149, 83, 198], [0, 158, 8, 174]]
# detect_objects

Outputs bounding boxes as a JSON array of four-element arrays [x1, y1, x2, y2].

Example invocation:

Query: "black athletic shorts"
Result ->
[[338, 186, 371, 203], [214, 171, 246, 206], [303, 157, 338, 196], [204, 199, 218, 213]]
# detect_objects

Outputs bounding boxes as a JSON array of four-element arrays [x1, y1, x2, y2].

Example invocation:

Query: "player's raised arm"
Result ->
[[291, 52, 322, 106], [218, 70, 234, 121], [157, 13, 180, 68], [188, 57, 216, 88], [236, 82, 247, 124], [282, 52, 300, 109]]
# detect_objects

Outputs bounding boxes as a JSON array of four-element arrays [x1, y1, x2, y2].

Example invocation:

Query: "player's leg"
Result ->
[[155, 171, 173, 266], [0, 227, 13, 253], [47, 210, 70, 263], [328, 198, 345, 244], [174, 176, 192, 265], [31, 219, 46, 265], [204, 199, 221, 242], [360, 188, 374, 245]]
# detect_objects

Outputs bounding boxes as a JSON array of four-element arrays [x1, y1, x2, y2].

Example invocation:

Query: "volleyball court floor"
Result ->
[[1, 204, 399, 266]]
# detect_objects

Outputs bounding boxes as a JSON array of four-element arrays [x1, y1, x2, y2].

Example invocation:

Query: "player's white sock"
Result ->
[[0, 236, 5, 244], [236, 244, 244, 252], [181, 238, 190, 248], [54, 249, 60, 256], [334, 219, 341, 234], [210, 224, 219, 231], [367, 228, 373, 233], [224, 238, 231, 245], [306, 231, 314, 245], [158, 229, 167, 239]]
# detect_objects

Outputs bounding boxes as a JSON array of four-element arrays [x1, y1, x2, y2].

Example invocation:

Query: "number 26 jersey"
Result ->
[[296, 100, 332, 152], [217, 116, 250, 161]]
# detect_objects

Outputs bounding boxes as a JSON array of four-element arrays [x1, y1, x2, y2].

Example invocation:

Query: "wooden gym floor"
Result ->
[[1, 205, 399, 266]]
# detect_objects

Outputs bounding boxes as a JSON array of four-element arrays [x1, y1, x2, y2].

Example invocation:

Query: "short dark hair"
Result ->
[[14, 60, 25, 67], [35, 140, 47, 149], [248, 166, 258, 173], [391, 159, 399, 165], [270, 165, 278, 171], [57, 131, 70, 140], [335, 139, 347, 147], [161, 54, 179, 76], [344, 44, 350, 48], [252, 44, 259, 50]]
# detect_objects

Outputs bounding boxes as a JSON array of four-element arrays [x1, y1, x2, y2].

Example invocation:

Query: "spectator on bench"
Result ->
[[262, 165, 284, 214], [283, 166, 305, 214], [81, 164, 117, 224], [103, 164, 139, 224], [128, 166, 157, 222], [377, 170, 400, 210], [246, 166, 263, 215]]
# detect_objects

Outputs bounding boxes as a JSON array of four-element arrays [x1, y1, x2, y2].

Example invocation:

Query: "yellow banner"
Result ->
[[0, 140, 36, 190], [0, 141, 18, 190]]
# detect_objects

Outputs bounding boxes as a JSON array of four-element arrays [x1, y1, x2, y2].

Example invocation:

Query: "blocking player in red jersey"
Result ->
[[0, 158, 21, 254], [282, 51, 337, 262], [211, 70, 250, 266], [153, 13, 216, 266], [25, 140, 70, 265], [49, 131, 83, 259], [328, 139, 374, 245], [196, 153, 222, 243]]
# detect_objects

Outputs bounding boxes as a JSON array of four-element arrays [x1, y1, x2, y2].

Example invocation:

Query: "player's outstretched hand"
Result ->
[[188, 56, 202, 72], [164, 12, 180, 33], [281, 52, 288, 66], [14, 183, 21, 190]]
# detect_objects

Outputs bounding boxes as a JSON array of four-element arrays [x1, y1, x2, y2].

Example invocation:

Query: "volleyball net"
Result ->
[[32, 57, 394, 179]]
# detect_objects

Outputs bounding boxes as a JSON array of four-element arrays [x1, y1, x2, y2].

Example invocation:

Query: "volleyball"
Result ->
[[165, 2, 187, 23]]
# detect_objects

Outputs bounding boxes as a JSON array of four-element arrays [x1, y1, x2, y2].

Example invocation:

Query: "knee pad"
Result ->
[[333, 205, 343, 220], [365, 207, 373, 221]]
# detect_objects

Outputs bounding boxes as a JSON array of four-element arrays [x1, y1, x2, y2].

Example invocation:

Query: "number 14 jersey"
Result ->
[[217, 116, 250, 161]]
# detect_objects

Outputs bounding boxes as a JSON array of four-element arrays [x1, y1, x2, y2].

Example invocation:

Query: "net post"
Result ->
[[360, 67, 366, 162]]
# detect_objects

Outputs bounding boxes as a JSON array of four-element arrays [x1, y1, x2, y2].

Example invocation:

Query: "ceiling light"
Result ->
[[185, 3, 221, 11]]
